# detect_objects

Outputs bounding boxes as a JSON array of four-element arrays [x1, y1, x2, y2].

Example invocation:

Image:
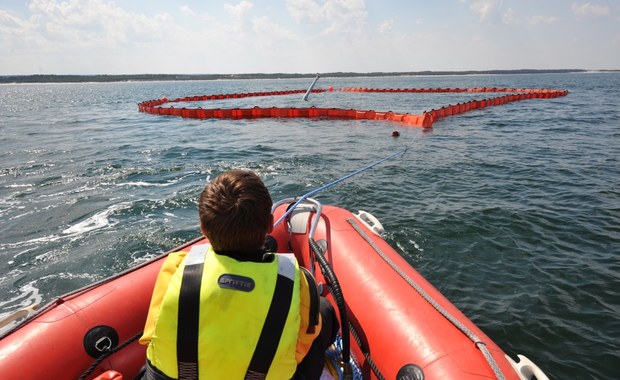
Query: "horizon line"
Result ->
[[2, 69, 619, 84]]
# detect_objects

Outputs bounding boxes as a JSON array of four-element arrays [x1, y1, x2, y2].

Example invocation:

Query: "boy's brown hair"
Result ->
[[198, 170, 273, 254]]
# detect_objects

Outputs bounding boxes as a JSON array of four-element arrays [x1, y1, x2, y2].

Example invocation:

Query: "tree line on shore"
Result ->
[[1, 69, 613, 84]]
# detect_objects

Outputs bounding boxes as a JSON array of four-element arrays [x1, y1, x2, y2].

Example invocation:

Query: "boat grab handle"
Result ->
[[354, 210, 385, 237]]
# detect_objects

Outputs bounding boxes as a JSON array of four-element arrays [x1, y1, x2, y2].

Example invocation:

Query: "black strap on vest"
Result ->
[[176, 255, 205, 379], [244, 271, 295, 380]]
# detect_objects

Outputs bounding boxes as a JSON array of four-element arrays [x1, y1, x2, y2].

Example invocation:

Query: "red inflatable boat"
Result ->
[[0, 198, 548, 380]]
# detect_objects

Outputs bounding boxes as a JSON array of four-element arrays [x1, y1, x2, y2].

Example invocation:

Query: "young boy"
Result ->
[[139, 170, 338, 380]]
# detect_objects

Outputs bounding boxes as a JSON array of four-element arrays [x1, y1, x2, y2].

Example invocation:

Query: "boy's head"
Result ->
[[198, 170, 273, 254]]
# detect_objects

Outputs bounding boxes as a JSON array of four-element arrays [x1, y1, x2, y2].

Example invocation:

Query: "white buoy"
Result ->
[[302, 74, 321, 101]]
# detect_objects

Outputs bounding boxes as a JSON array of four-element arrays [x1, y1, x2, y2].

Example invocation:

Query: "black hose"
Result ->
[[309, 238, 353, 380]]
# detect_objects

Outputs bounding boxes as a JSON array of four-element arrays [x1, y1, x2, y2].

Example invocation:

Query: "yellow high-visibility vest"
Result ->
[[146, 244, 301, 379]]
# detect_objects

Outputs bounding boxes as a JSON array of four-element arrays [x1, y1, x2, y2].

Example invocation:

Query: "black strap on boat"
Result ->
[[176, 245, 208, 380], [300, 266, 320, 333], [244, 255, 296, 380]]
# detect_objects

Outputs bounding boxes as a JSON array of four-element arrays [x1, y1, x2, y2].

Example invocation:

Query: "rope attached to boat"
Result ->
[[347, 218, 506, 380], [273, 147, 407, 228], [138, 87, 568, 129], [78, 332, 143, 380], [347, 319, 386, 380]]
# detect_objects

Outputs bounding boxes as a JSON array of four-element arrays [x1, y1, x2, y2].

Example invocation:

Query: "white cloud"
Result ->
[[23, 0, 176, 47], [322, 0, 367, 20], [252, 15, 296, 42], [0, 0, 195, 73], [378, 20, 393, 34], [0, 9, 36, 33], [180, 5, 195, 16], [287, 0, 324, 23], [571, 2, 610, 18], [286, 0, 367, 30], [220, 0, 254, 38], [224, 1, 254, 19], [0, 1, 617, 74], [0, 9, 43, 48], [502, 8, 518, 25], [528, 15, 559, 25], [469, 0, 499, 21]]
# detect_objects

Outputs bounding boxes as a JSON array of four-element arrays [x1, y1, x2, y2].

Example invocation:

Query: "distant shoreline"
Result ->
[[1, 69, 618, 84]]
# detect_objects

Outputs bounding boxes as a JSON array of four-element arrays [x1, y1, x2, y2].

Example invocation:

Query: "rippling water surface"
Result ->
[[1, 73, 619, 379]]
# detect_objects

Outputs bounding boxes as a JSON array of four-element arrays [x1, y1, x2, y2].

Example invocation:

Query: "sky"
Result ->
[[0, 0, 618, 75]]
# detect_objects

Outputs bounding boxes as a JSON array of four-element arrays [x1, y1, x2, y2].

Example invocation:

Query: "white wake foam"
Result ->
[[62, 202, 131, 235]]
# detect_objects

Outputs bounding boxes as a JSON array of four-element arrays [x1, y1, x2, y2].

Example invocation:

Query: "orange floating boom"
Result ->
[[138, 87, 568, 129]]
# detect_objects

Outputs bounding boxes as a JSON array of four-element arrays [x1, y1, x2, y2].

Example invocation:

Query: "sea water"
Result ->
[[1, 73, 618, 379]]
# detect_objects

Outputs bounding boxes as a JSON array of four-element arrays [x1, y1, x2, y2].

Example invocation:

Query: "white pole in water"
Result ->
[[302, 74, 321, 101]]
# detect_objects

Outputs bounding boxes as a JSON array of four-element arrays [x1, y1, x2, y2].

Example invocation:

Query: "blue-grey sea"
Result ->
[[1, 73, 618, 379]]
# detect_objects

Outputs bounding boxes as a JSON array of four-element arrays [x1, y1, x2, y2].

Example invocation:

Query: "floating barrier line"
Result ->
[[138, 87, 568, 129]]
